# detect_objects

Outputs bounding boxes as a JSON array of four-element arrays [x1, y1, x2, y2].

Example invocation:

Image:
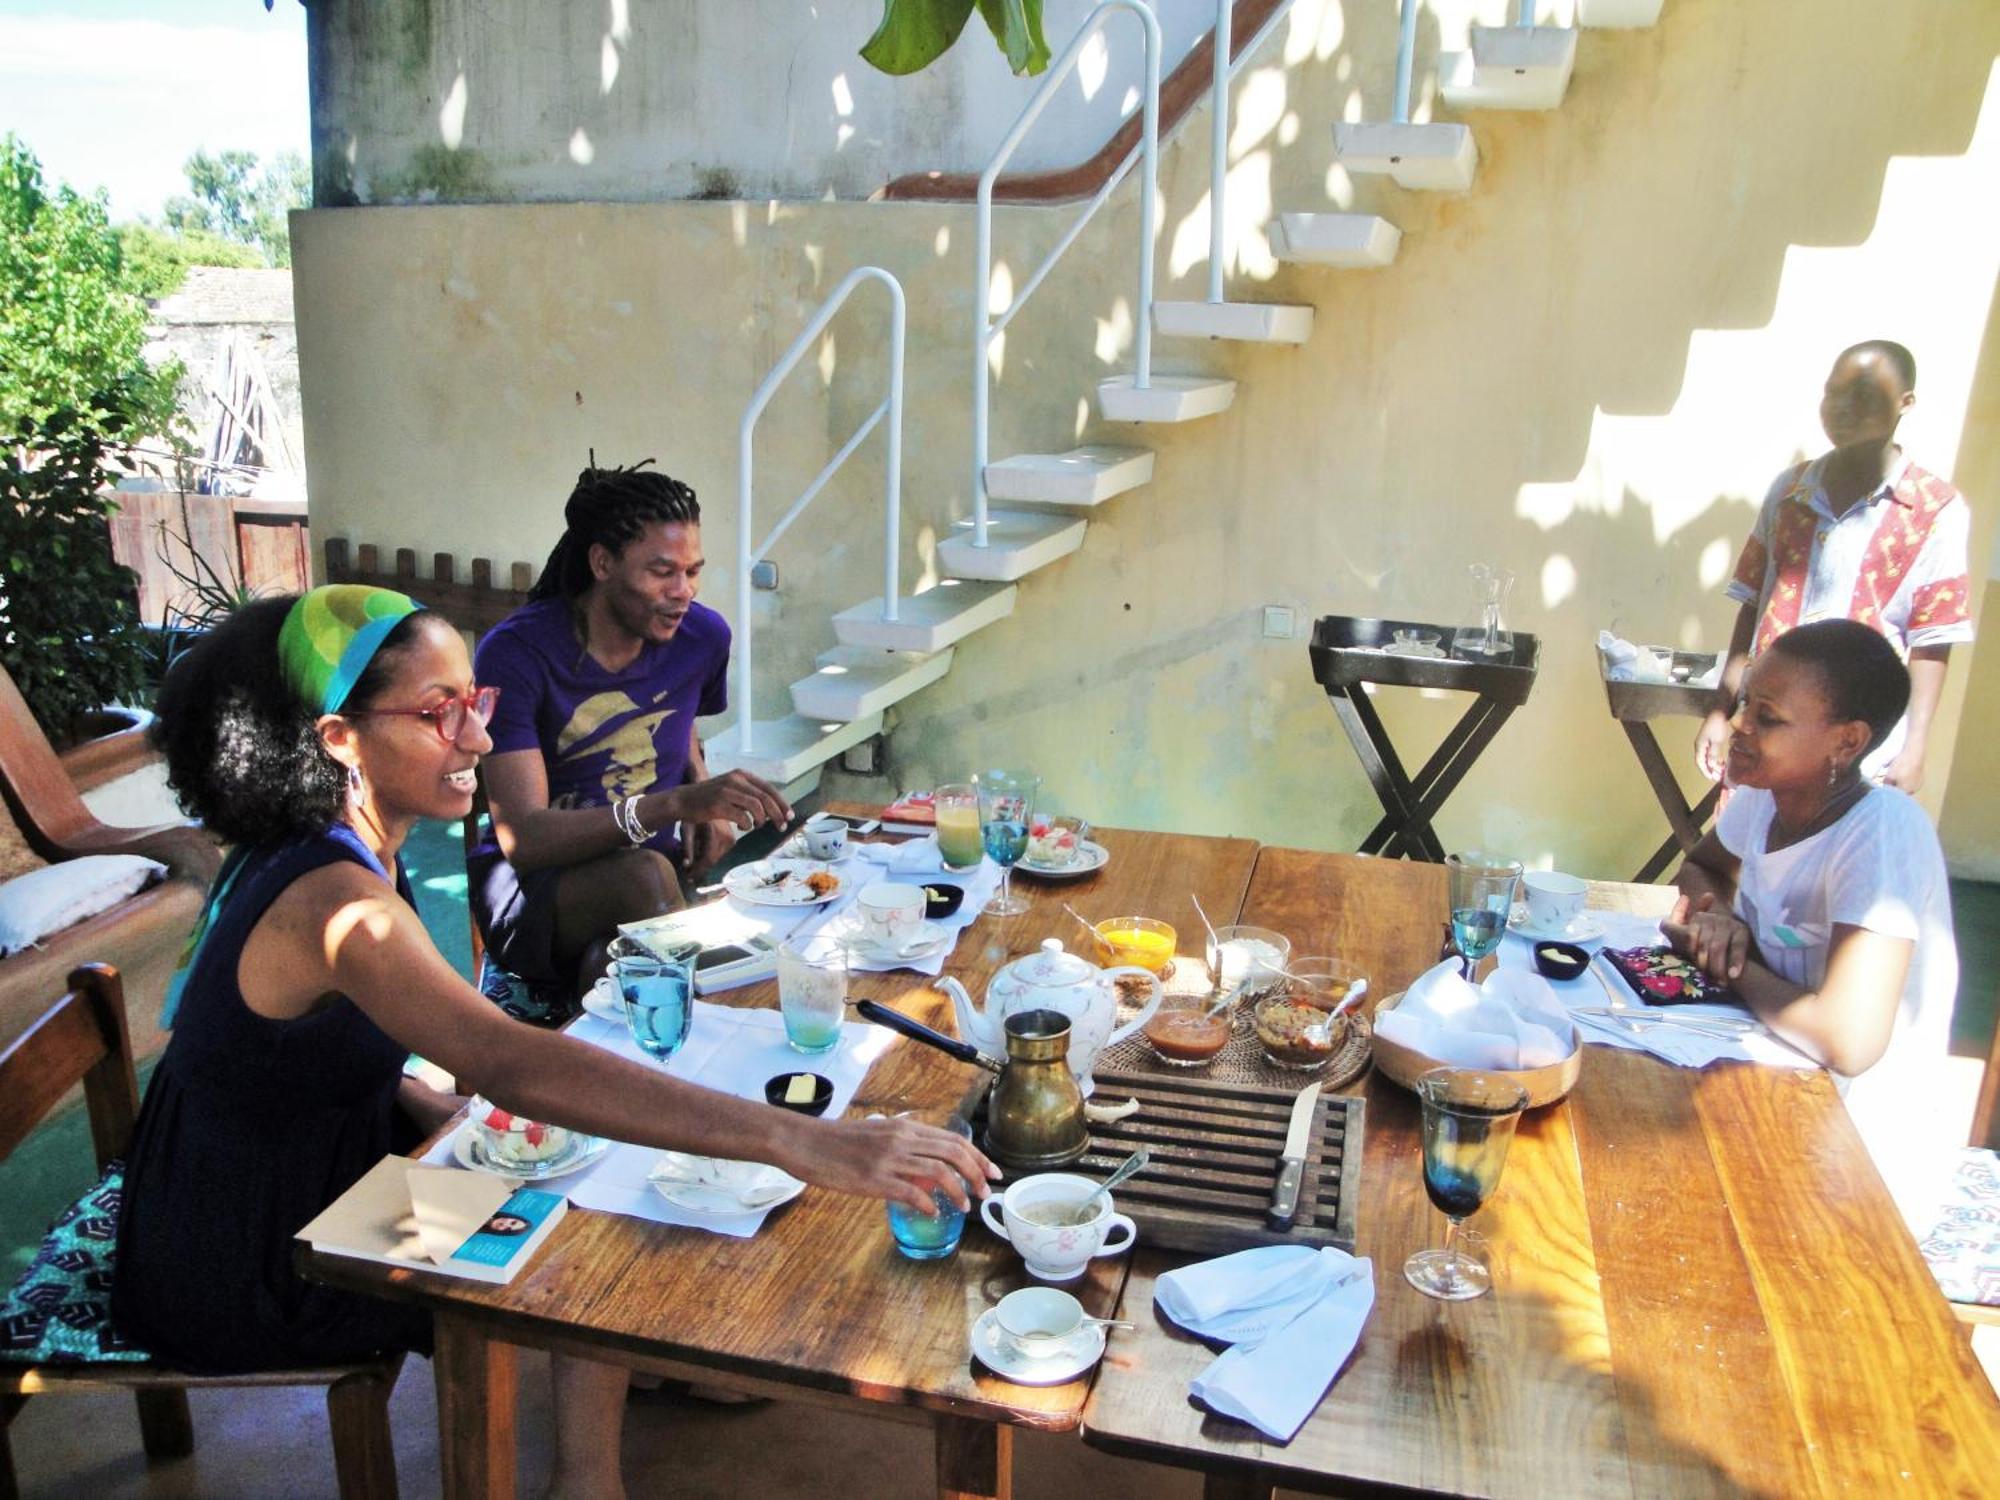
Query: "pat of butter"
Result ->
[[784, 1075, 816, 1105]]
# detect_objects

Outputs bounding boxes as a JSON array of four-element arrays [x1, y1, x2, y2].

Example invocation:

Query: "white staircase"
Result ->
[[1440, 26, 1578, 111], [710, 1, 1672, 790], [984, 444, 1155, 507]]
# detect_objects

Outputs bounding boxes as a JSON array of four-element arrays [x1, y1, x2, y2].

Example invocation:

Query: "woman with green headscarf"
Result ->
[[111, 588, 996, 1499]]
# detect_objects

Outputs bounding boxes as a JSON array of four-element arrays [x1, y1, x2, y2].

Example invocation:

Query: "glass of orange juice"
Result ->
[[1093, 917, 1177, 977], [935, 782, 984, 870]]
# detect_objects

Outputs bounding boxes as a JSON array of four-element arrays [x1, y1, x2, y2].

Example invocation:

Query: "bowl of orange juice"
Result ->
[[1092, 916, 1177, 977]]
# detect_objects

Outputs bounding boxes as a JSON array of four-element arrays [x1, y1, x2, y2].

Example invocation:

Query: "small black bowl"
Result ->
[[764, 1072, 835, 1117], [1530, 939, 1591, 982], [921, 882, 965, 920]]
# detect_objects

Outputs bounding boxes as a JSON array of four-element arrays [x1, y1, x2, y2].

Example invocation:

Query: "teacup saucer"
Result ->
[[1508, 904, 1606, 944], [968, 1307, 1106, 1385], [581, 976, 624, 1024], [826, 916, 951, 964]]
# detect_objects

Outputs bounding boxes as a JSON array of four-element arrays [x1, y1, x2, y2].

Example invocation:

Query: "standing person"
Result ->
[[470, 458, 791, 1020], [1694, 340, 1974, 793], [113, 587, 995, 1500], [1670, 620, 1958, 1231]]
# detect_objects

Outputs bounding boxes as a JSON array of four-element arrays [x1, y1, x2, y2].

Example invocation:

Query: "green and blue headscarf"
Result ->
[[163, 585, 426, 1028]]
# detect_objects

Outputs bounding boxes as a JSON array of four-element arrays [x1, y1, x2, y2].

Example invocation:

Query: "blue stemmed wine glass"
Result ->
[[1446, 851, 1521, 979], [974, 769, 1040, 918]]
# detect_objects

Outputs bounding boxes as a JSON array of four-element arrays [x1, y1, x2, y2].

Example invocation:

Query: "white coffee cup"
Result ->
[[856, 882, 926, 951], [993, 1286, 1088, 1360], [803, 817, 848, 860], [978, 1172, 1137, 1282], [1523, 870, 1587, 931]]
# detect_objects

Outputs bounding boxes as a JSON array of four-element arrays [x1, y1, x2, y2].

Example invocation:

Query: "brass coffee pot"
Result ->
[[853, 1001, 1089, 1171]]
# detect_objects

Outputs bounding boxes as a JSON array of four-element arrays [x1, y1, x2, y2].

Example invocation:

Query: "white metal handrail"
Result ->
[[971, 0, 1162, 551], [1393, 0, 1421, 123], [1199, 0, 1297, 305], [736, 265, 906, 755]]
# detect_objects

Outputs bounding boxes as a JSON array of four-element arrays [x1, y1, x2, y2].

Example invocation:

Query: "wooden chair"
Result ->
[[0, 964, 404, 1500], [0, 662, 219, 1061]]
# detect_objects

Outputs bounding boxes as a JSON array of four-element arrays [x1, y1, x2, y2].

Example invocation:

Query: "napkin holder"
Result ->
[[1369, 990, 1581, 1108]]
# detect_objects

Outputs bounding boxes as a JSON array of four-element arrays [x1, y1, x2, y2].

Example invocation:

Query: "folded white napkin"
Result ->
[[647, 1152, 800, 1209], [855, 835, 949, 874], [1155, 1245, 1375, 1442], [1375, 959, 1576, 1070]]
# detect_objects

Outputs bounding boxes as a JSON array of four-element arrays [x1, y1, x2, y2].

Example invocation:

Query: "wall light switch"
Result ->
[[1261, 605, 1295, 639], [750, 560, 780, 590]]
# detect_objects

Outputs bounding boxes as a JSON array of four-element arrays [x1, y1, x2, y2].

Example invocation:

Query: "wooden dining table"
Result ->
[[302, 824, 2000, 1499], [1080, 847, 2000, 1497], [300, 823, 1260, 1500]]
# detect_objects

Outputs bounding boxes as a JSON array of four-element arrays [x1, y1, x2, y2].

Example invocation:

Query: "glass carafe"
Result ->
[[1458, 565, 1515, 659]]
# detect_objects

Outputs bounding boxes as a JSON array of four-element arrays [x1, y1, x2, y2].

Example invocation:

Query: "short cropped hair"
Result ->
[[1767, 619, 1910, 756], [1839, 339, 1917, 394]]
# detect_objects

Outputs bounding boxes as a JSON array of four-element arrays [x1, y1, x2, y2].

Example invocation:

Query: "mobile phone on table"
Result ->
[[695, 943, 757, 972]]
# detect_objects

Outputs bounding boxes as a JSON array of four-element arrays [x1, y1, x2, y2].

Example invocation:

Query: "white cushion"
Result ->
[[0, 855, 169, 957]]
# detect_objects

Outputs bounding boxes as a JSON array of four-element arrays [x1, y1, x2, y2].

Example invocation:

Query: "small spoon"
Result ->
[[1080, 1145, 1150, 1217], [1190, 893, 1223, 988], [1063, 902, 1108, 953]]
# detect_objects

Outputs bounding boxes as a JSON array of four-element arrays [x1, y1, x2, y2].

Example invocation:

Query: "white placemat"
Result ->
[[1494, 912, 1815, 1070], [425, 1001, 896, 1237]]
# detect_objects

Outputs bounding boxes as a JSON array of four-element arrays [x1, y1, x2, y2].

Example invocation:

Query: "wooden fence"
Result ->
[[104, 490, 310, 625]]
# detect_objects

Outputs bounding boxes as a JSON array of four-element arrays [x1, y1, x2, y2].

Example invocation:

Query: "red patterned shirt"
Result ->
[[1726, 455, 1974, 658]]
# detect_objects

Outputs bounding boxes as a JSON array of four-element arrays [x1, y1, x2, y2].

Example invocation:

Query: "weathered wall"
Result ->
[[294, 0, 2000, 879], [307, 0, 1215, 205]]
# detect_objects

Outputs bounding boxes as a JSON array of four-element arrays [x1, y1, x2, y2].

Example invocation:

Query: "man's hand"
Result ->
[[1694, 709, 1732, 782], [668, 769, 792, 834], [1662, 891, 1752, 982], [1881, 745, 1926, 793]]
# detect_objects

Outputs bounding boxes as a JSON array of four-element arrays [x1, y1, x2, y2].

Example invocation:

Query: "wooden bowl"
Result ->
[[1368, 991, 1582, 1109]]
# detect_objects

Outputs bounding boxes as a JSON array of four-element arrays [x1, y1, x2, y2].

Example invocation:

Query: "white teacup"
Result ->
[[993, 1286, 1089, 1360], [803, 817, 849, 860], [856, 882, 926, 951], [1523, 870, 1587, 930], [979, 1172, 1137, 1282]]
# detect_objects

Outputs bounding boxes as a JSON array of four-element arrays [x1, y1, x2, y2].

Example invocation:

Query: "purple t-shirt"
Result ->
[[472, 597, 730, 859]]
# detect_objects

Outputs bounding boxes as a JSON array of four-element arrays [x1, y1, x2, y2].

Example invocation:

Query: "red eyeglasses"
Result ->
[[347, 686, 500, 744]]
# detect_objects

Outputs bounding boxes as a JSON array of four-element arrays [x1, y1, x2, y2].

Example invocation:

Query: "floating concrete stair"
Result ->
[[1578, 0, 1664, 25], [1334, 122, 1478, 191], [984, 444, 1154, 508], [1268, 213, 1402, 268], [789, 644, 953, 722], [937, 510, 1087, 582], [1153, 300, 1315, 345], [831, 578, 1017, 653], [1098, 373, 1237, 424], [1440, 27, 1578, 111], [706, 710, 884, 786]]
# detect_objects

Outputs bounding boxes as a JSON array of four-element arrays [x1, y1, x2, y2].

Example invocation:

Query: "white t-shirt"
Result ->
[[1715, 785, 1961, 1229]]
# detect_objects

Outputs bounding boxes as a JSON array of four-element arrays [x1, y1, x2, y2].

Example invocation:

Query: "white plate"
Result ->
[[1508, 904, 1607, 944], [968, 1307, 1107, 1385], [451, 1121, 613, 1183], [1016, 840, 1110, 882], [582, 976, 624, 1023], [823, 915, 952, 964], [722, 859, 845, 908], [647, 1153, 806, 1217]]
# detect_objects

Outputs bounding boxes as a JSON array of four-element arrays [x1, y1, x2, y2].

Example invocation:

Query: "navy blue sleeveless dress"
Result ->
[[111, 825, 431, 1372]]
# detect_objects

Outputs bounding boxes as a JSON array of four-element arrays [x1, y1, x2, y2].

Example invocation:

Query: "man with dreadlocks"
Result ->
[[468, 457, 791, 1018]]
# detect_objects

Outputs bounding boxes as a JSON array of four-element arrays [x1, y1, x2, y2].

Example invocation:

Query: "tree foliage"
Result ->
[[862, 0, 1050, 78], [118, 222, 263, 301], [0, 136, 176, 741], [162, 148, 309, 268]]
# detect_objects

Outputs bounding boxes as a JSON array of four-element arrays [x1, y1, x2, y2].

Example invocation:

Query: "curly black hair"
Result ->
[[528, 454, 701, 603], [149, 595, 431, 847], [1766, 618, 1911, 756]]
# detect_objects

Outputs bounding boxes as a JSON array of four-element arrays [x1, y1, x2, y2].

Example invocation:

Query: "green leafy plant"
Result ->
[[0, 136, 181, 743], [862, 0, 1050, 78], [153, 480, 261, 669]]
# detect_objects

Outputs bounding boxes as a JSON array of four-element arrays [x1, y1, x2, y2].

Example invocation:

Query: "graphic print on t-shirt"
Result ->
[[553, 688, 675, 803]]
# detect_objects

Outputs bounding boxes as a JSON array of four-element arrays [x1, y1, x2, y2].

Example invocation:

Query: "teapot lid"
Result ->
[[1006, 937, 1097, 988]]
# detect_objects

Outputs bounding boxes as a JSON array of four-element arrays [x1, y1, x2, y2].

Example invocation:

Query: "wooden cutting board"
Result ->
[[1074, 1069, 1363, 1255]]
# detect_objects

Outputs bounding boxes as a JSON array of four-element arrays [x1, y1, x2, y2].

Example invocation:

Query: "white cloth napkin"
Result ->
[[1598, 630, 1720, 687], [1155, 1245, 1375, 1442], [1493, 916, 1816, 1072], [854, 835, 949, 873], [1374, 959, 1576, 1069]]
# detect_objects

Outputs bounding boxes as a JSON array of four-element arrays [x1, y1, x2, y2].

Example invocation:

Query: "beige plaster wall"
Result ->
[[293, 0, 2000, 880]]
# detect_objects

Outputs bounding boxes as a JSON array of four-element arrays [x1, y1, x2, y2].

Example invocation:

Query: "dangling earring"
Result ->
[[349, 765, 364, 793], [1826, 757, 1841, 788]]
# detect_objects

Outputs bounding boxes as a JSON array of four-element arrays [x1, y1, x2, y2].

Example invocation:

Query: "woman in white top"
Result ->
[[1671, 618, 1960, 1230]]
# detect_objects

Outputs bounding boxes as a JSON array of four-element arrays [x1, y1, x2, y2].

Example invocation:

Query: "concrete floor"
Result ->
[[6, 1350, 1212, 1499]]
